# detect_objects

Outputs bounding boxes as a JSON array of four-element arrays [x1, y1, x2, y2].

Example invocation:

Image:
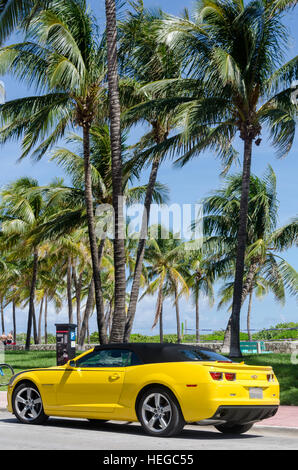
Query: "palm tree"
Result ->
[[142, 226, 189, 343], [41, 125, 168, 336], [0, 0, 109, 344], [185, 250, 214, 343], [145, 0, 298, 355], [0, 258, 21, 341], [24, 124, 167, 344], [117, 0, 183, 342], [104, 0, 127, 343], [202, 166, 298, 352], [0, 1, 52, 44], [218, 271, 285, 342], [0, 177, 48, 349], [37, 264, 63, 344], [78, 279, 94, 348], [40, 231, 89, 338]]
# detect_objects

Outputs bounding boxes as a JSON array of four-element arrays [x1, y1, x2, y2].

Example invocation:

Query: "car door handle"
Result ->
[[109, 373, 120, 380]]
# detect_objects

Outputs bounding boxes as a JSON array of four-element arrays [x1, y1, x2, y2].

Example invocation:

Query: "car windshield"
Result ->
[[179, 349, 232, 362]]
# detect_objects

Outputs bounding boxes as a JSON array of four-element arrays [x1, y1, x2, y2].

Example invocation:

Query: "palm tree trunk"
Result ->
[[44, 294, 48, 344], [0, 298, 4, 334], [105, 0, 127, 343], [109, 305, 114, 338], [79, 280, 94, 348], [98, 237, 106, 265], [230, 137, 253, 358], [124, 156, 160, 342], [222, 260, 258, 353], [77, 273, 83, 340], [105, 299, 113, 336], [159, 303, 163, 343], [221, 315, 232, 354], [12, 300, 16, 343], [37, 296, 44, 344], [247, 289, 253, 342], [67, 257, 73, 324], [73, 266, 83, 340], [174, 283, 181, 343], [87, 322, 90, 344], [195, 291, 200, 343], [83, 125, 107, 344], [32, 304, 38, 344], [25, 248, 38, 351]]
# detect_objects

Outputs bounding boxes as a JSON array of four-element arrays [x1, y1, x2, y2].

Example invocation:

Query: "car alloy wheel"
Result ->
[[15, 386, 42, 422], [138, 387, 185, 437], [141, 392, 172, 433], [13, 382, 48, 425]]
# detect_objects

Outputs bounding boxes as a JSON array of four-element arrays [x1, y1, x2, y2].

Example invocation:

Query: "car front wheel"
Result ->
[[12, 382, 48, 425], [138, 387, 185, 437], [215, 422, 254, 434]]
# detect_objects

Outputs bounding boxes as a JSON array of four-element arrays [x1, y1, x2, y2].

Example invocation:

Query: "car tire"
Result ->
[[138, 387, 185, 437], [215, 422, 254, 434], [12, 382, 48, 425]]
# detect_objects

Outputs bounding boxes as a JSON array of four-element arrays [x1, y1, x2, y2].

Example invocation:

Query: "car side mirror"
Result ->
[[67, 360, 76, 368]]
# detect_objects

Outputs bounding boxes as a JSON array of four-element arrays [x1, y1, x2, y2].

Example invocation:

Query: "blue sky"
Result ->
[[0, 0, 297, 337]]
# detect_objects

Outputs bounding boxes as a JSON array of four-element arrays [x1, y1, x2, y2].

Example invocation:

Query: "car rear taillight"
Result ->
[[267, 374, 275, 382], [210, 372, 223, 381], [225, 372, 236, 381]]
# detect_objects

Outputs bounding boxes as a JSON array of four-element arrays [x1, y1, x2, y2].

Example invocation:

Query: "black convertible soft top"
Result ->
[[94, 343, 230, 364]]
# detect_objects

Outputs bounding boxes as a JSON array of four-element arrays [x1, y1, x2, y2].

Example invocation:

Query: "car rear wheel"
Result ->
[[138, 387, 185, 437], [12, 382, 48, 425], [215, 423, 254, 434]]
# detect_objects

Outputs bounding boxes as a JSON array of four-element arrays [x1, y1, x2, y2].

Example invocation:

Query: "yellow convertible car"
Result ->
[[7, 343, 279, 436]]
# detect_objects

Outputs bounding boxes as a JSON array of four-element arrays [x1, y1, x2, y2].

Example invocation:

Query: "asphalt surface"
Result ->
[[0, 411, 297, 450]]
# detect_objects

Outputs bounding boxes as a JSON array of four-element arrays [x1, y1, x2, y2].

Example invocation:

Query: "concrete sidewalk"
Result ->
[[256, 406, 298, 428], [0, 392, 7, 410], [0, 391, 297, 428]]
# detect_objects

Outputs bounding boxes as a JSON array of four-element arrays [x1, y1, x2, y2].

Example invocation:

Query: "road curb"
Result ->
[[254, 425, 298, 434]]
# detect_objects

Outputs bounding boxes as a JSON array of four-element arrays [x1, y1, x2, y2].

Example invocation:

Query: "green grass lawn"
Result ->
[[1, 350, 297, 405], [0, 351, 57, 391]]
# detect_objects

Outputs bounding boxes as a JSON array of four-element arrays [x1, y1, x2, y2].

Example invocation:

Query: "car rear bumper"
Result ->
[[208, 405, 279, 424]]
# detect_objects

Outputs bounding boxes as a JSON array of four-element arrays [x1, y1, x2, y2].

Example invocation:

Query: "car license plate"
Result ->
[[249, 387, 263, 399]]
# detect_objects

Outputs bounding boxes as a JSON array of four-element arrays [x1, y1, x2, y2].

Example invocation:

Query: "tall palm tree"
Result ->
[[0, 0, 109, 344], [202, 166, 298, 352], [41, 126, 168, 336], [104, 0, 127, 343], [37, 263, 63, 344], [0, 258, 21, 341], [145, 0, 298, 355], [185, 250, 214, 343], [117, 0, 183, 342], [142, 226, 189, 343], [218, 271, 285, 342], [0, 177, 47, 349]]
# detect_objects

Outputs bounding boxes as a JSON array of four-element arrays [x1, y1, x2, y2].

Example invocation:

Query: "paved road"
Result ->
[[0, 411, 297, 450]]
